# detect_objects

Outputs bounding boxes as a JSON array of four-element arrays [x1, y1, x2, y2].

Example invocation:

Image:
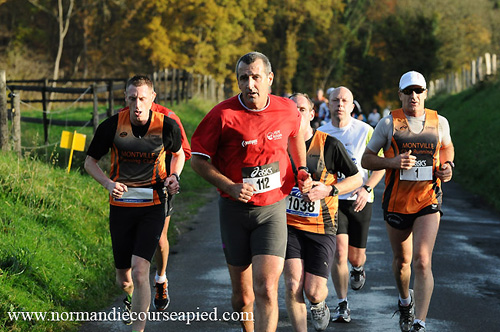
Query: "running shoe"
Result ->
[[154, 279, 170, 311], [395, 289, 415, 332], [122, 296, 132, 325], [410, 322, 426, 332], [350, 266, 366, 290], [310, 301, 330, 331], [331, 300, 351, 323]]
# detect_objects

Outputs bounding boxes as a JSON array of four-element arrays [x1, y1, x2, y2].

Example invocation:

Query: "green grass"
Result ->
[[0, 98, 216, 332], [426, 77, 500, 211], [0, 152, 115, 332]]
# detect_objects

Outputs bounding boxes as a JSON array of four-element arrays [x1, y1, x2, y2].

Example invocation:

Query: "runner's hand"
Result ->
[[302, 181, 329, 202], [297, 169, 312, 194], [394, 150, 416, 170], [165, 175, 180, 195], [107, 181, 127, 199], [228, 183, 255, 203], [351, 187, 368, 212], [436, 163, 453, 182]]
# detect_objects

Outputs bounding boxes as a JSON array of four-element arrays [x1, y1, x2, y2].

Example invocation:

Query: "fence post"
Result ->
[[107, 80, 114, 117], [203, 75, 208, 100], [187, 72, 193, 102], [42, 79, 49, 144], [153, 71, 159, 102], [164, 69, 169, 105], [92, 83, 99, 133], [493, 54, 497, 75], [0, 70, 8, 151], [170, 69, 176, 106], [197, 74, 201, 97], [477, 56, 484, 81], [176, 69, 181, 104], [12, 92, 21, 155], [471, 60, 477, 85], [485, 53, 491, 76]]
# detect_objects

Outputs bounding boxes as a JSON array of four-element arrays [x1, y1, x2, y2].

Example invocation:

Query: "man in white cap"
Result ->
[[361, 71, 455, 332]]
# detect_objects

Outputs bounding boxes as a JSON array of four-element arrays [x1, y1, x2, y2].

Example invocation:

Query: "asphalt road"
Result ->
[[79, 180, 500, 332]]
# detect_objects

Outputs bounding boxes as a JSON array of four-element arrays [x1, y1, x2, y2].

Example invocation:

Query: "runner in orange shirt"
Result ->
[[362, 71, 454, 332], [284, 93, 362, 332]]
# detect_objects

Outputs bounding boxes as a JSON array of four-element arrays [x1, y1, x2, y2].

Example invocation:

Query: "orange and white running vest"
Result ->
[[383, 109, 441, 214]]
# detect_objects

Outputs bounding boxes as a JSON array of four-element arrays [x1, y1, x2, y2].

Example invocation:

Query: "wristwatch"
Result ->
[[363, 185, 372, 193], [445, 161, 455, 169], [170, 173, 180, 181], [330, 185, 339, 197], [298, 166, 309, 173]]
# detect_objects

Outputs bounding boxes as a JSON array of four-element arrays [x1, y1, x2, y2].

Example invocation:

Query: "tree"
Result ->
[[27, 0, 74, 82]]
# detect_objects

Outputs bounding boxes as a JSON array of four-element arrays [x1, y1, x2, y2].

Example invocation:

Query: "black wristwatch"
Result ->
[[170, 173, 180, 181], [330, 185, 339, 197], [298, 166, 309, 173], [445, 161, 455, 169], [363, 185, 372, 193]]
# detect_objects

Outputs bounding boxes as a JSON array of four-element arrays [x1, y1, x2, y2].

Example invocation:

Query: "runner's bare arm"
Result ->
[[84, 155, 127, 198], [165, 147, 186, 195], [288, 122, 312, 193], [191, 154, 255, 203]]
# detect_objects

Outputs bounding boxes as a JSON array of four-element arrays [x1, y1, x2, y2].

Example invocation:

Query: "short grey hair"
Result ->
[[235, 52, 272, 77]]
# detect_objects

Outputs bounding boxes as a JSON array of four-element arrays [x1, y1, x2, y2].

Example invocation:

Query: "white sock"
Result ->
[[414, 319, 425, 327], [399, 294, 411, 306], [353, 265, 363, 271], [155, 273, 167, 284], [338, 298, 347, 304]]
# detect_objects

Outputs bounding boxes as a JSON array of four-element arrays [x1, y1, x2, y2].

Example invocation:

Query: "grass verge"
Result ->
[[0, 97, 216, 331], [427, 77, 500, 211]]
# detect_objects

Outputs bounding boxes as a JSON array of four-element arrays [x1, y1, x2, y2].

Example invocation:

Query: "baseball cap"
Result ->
[[399, 71, 426, 90]]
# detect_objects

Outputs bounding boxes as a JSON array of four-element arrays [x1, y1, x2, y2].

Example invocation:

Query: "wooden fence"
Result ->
[[151, 68, 225, 105], [0, 70, 224, 153], [428, 52, 498, 97]]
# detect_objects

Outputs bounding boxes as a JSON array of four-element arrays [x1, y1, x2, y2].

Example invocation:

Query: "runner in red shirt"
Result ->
[[191, 52, 312, 332]]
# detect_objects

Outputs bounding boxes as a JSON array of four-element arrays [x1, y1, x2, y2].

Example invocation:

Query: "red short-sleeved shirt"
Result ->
[[191, 94, 301, 206]]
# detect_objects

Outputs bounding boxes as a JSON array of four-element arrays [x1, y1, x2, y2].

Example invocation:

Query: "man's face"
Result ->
[[292, 95, 314, 130], [237, 58, 273, 110], [125, 84, 156, 126], [399, 85, 427, 114], [329, 87, 354, 122]]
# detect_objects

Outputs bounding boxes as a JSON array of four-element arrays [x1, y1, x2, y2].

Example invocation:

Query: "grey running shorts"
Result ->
[[219, 197, 287, 266], [337, 200, 373, 249], [285, 225, 336, 278], [109, 204, 165, 269]]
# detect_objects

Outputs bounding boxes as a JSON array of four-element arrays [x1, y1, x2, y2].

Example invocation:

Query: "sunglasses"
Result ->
[[401, 87, 426, 95]]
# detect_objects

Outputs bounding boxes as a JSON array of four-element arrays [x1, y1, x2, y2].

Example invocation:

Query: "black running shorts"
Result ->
[[109, 204, 165, 269], [337, 200, 373, 249], [285, 226, 336, 278], [384, 204, 442, 230], [218, 197, 287, 266]]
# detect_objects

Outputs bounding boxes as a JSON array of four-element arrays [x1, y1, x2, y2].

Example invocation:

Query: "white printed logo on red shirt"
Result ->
[[242, 139, 258, 147], [266, 130, 283, 141]]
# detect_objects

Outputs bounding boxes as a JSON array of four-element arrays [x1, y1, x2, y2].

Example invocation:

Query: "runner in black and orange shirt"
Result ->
[[191, 52, 312, 332], [362, 71, 454, 332], [85, 75, 185, 332], [121, 102, 191, 311], [284, 93, 361, 332]]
